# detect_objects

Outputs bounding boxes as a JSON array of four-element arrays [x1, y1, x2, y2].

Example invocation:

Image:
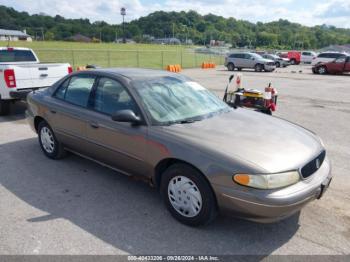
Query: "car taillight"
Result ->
[[4, 69, 16, 88], [68, 66, 73, 74]]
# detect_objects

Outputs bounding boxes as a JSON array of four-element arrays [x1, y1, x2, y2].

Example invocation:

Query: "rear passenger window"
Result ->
[[57, 75, 95, 107]]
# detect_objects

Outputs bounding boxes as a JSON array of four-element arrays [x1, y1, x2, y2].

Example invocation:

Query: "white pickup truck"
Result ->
[[0, 47, 72, 115]]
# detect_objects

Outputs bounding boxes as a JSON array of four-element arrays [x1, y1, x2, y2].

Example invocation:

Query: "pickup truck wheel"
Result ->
[[160, 163, 218, 226], [290, 59, 296, 65], [227, 63, 235, 71], [318, 66, 327, 75], [0, 100, 11, 116], [254, 64, 263, 72], [38, 121, 66, 159]]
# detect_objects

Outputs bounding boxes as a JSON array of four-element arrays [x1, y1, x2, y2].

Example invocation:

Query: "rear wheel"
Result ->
[[227, 63, 235, 71], [318, 66, 327, 75], [160, 163, 217, 226], [290, 59, 296, 65], [0, 100, 11, 116], [275, 62, 281, 68], [38, 121, 67, 159]]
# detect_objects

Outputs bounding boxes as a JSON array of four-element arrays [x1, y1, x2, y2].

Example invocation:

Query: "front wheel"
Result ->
[[160, 163, 218, 226], [38, 121, 67, 159], [318, 66, 327, 75], [254, 64, 264, 72], [275, 62, 281, 68]]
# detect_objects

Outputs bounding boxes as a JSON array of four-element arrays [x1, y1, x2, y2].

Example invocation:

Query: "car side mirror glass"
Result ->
[[111, 110, 141, 124]]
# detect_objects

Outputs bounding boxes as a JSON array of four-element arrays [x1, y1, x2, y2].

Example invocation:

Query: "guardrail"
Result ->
[[33, 49, 225, 70]]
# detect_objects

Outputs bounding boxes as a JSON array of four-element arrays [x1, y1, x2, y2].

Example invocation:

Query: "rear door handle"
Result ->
[[40, 74, 48, 77], [89, 122, 99, 129]]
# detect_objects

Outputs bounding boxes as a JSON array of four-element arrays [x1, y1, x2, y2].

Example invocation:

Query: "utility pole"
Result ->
[[121, 7, 126, 44], [41, 27, 44, 41], [172, 23, 175, 39]]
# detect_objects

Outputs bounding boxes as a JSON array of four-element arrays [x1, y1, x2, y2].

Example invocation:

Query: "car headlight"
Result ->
[[233, 171, 300, 189]]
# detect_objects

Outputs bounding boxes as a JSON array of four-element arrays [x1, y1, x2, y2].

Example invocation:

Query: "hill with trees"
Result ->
[[1, 5, 350, 49]]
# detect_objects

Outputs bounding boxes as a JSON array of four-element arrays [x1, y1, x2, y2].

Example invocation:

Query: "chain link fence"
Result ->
[[34, 49, 225, 70]]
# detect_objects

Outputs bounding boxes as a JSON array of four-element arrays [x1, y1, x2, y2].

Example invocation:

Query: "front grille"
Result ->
[[300, 150, 326, 178]]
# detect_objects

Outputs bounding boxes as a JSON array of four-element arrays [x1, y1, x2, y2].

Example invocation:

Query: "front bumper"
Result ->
[[213, 158, 332, 223]]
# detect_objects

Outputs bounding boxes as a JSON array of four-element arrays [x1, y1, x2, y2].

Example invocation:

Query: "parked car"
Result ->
[[311, 52, 348, 66], [26, 68, 332, 226], [312, 56, 350, 74], [300, 51, 317, 64], [225, 52, 276, 72], [0, 47, 72, 115], [285, 51, 301, 65], [261, 54, 290, 67]]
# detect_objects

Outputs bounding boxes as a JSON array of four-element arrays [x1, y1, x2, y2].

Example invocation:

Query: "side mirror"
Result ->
[[229, 75, 234, 82], [111, 110, 141, 124]]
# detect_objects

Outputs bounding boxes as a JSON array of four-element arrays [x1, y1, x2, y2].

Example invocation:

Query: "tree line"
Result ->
[[1, 5, 350, 49]]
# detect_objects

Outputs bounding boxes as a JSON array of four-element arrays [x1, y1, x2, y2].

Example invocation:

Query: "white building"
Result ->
[[0, 29, 32, 42]]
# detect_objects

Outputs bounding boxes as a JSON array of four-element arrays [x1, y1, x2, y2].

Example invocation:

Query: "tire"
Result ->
[[275, 62, 281, 68], [227, 63, 235, 71], [38, 121, 67, 159], [254, 64, 263, 72], [290, 59, 296, 65], [0, 100, 11, 116], [237, 68, 242, 71], [318, 66, 327, 75], [160, 163, 218, 226]]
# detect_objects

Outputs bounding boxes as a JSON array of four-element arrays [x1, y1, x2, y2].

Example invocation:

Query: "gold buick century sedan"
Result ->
[[26, 68, 332, 226]]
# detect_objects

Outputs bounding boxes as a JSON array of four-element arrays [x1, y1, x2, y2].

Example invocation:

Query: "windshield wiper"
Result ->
[[163, 117, 203, 126]]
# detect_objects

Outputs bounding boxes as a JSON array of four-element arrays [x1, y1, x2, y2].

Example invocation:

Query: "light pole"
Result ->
[[120, 7, 126, 44]]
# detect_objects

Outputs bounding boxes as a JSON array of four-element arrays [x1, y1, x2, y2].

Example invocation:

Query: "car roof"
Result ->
[[89, 68, 185, 81]]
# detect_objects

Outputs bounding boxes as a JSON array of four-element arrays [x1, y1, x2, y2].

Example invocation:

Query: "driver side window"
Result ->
[[92, 77, 137, 115]]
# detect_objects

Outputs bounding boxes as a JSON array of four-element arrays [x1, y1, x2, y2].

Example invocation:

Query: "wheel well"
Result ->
[[34, 116, 45, 133], [154, 158, 209, 189], [153, 158, 218, 206]]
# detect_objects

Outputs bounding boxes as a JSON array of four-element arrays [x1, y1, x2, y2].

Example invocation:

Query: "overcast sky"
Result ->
[[1, 0, 350, 28]]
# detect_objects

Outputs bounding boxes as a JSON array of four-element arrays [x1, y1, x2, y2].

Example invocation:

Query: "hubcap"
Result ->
[[319, 67, 326, 74], [40, 126, 55, 153], [168, 176, 202, 217]]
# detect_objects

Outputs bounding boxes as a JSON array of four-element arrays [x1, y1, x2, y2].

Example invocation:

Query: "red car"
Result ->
[[312, 56, 350, 74], [277, 51, 301, 65], [286, 51, 301, 65]]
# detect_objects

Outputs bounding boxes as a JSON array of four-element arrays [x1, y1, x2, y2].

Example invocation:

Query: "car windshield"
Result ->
[[132, 76, 230, 125], [251, 53, 263, 59]]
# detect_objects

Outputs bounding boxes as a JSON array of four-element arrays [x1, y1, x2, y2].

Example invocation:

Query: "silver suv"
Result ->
[[225, 52, 276, 72]]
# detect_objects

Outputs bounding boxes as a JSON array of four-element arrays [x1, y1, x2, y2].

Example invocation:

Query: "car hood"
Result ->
[[260, 58, 274, 63], [161, 109, 323, 173]]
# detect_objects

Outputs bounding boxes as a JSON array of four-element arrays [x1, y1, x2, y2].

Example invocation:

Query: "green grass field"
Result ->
[[3, 41, 224, 69]]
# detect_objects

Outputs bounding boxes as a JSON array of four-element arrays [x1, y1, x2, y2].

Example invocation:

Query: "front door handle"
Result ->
[[89, 122, 99, 129]]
